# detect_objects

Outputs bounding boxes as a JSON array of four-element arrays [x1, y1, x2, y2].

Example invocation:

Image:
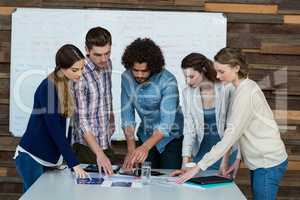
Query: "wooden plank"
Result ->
[[261, 38, 300, 55], [0, 79, 9, 99], [0, 7, 16, 15], [0, 42, 9, 63], [41, 0, 204, 10], [204, 3, 278, 14], [0, 165, 18, 177], [0, 177, 22, 194], [0, 15, 11, 31], [249, 67, 300, 94], [266, 94, 300, 110], [174, 0, 204, 7], [284, 15, 300, 24], [0, 137, 20, 146], [228, 23, 300, 35], [0, 64, 9, 73], [0, 1, 41, 7], [273, 110, 300, 121], [226, 13, 283, 24], [248, 63, 300, 71], [228, 33, 300, 49], [0, 99, 9, 104], [228, 32, 261, 48], [245, 52, 300, 66], [0, 73, 9, 79], [0, 104, 9, 125], [278, 0, 300, 14], [0, 31, 11, 43], [241, 48, 261, 53], [273, 96, 300, 111], [205, 0, 281, 4]]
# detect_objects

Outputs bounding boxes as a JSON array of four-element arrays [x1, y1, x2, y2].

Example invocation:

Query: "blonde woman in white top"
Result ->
[[180, 53, 240, 177], [173, 48, 288, 200]]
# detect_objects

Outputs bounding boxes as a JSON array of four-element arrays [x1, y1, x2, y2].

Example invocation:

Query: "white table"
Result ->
[[20, 169, 246, 200]]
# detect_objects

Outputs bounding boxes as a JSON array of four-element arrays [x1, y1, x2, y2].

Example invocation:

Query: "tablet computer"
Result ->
[[187, 176, 233, 185]]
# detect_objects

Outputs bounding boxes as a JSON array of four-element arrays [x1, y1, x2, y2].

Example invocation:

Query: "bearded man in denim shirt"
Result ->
[[121, 38, 183, 169]]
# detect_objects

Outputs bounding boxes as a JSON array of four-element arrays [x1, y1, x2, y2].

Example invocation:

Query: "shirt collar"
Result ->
[[85, 57, 111, 72]]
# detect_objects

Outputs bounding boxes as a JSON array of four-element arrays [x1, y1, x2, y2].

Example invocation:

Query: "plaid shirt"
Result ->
[[71, 57, 113, 150]]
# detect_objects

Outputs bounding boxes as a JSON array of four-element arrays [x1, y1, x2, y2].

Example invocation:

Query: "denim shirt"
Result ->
[[121, 69, 183, 153]]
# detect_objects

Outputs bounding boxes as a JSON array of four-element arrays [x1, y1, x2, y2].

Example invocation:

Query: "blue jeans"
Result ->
[[15, 152, 44, 193], [250, 159, 288, 200]]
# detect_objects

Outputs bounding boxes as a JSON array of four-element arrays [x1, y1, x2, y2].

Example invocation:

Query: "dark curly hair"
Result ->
[[121, 38, 165, 74]]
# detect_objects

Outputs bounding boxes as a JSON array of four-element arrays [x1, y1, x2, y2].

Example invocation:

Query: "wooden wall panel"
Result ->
[[0, 31, 10, 44], [284, 15, 300, 24], [205, 0, 281, 3], [0, 42, 10, 63], [265, 93, 300, 110], [204, 3, 278, 13], [245, 52, 300, 66], [41, 0, 204, 10], [228, 23, 300, 35], [0, 64, 10, 73], [278, 0, 300, 14], [0, 1, 41, 7], [0, 79, 9, 100], [0, 16, 11, 31], [261, 38, 300, 55], [226, 13, 283, 24], [0, 105, 8, 126]]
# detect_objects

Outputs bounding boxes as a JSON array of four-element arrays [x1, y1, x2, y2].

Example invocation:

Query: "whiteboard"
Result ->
[[10, 8, 226, 140]]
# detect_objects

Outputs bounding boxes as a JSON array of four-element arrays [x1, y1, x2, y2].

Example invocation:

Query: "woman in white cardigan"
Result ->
[[180, 53, 240, 176], [173, 48, 288, 200]]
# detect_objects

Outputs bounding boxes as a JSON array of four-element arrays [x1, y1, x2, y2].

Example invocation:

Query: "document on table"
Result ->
[[75, 173, 142, 188]]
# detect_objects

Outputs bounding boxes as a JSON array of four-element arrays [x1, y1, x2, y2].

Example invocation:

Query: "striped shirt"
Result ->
[[71, 57, 113, 150]]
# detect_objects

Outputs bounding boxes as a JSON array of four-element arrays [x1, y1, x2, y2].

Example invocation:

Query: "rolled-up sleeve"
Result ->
[[73, 78, 92, 135], [154, 77, 179, 137], [121, 73, 136, 129]]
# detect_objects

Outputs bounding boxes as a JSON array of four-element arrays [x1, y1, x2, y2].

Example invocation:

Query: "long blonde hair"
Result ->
[[48, 71, 74, 117], [48, 44, 85, 117]]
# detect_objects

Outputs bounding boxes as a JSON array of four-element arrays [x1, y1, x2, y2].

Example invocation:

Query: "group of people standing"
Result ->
[[14, 26, 288, 200]]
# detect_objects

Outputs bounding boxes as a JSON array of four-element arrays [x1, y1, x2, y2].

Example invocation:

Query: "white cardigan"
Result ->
[[182, 83, 237, 157], [197, 79, 287, 170]]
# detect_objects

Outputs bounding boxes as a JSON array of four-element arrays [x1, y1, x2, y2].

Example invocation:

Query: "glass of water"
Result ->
[[141, 161, 151, 185]]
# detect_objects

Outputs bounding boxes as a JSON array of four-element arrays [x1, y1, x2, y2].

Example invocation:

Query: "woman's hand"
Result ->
[[225, 158, 241, 179], [175, 165, 201, 184], [218, 157, 230, 178], [170, 168, 188, 177], [73, 165, 89, 179], [97, 152, 113, 176]]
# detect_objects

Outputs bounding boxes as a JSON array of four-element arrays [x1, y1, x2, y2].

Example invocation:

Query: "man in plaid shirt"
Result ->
[[72, 27, 115, 175]]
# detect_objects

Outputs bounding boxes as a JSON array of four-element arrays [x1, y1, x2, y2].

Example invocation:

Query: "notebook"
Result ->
[[187, 176, 233, 185]]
